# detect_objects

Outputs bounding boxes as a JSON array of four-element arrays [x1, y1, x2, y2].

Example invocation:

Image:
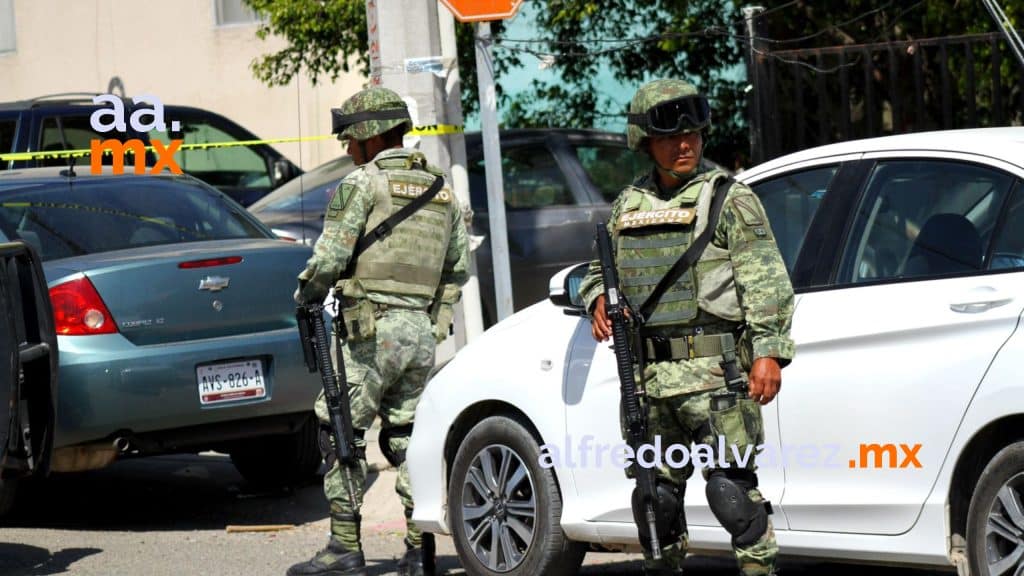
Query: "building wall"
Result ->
[[0, 0, 364, 169]]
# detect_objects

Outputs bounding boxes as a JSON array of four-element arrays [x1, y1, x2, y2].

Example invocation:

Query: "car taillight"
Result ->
[[178, 256, 243, 269], [49, 277, 118, 335]]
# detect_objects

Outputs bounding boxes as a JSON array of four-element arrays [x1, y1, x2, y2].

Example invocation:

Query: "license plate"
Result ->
[[197, 359, 266, 405]]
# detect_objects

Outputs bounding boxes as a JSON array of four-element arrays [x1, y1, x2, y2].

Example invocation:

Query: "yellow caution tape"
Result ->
[[0, 124, 465, 162]]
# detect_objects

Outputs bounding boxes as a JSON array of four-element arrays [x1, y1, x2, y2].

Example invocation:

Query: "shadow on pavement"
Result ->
[[4, 453, 378, 532], [0, 544, 102, 576]]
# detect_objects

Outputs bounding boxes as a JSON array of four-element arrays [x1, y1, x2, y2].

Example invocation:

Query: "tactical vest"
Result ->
[[349, 152, 455, 299], [615, 171, 744, 328]]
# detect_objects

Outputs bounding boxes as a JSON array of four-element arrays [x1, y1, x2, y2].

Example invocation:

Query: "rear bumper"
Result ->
[[54, 327, 321, 448]]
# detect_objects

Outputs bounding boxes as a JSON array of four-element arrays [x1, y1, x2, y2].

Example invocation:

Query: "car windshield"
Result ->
[[0, 176, 269, 261], [250, 155, 354, 213]]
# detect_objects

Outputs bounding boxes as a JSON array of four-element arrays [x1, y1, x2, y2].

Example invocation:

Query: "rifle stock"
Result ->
[[595, 223, 663, 560]]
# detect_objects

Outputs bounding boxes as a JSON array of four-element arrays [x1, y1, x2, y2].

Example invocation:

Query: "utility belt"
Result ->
[[640, 324, 745, 363], [336, 296, 428, 343]]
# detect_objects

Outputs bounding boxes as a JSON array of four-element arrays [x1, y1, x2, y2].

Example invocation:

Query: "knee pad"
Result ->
[[379, 423, 414, 467], [705, 469, 770, 547], [632, 479, 686, 552]]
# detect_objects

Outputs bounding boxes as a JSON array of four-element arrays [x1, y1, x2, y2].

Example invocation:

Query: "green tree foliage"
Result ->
[[244, 0, 368, 87], [241, 0, 511, 122], [243, 0, 1022, 166]]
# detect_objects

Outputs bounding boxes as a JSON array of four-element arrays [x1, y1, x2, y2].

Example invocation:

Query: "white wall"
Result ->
[[0, 0, 366, 170]]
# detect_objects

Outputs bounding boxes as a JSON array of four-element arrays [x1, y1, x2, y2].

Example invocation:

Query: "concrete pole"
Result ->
[[474, 21, 515, 322], [364, 0, 484, 359]]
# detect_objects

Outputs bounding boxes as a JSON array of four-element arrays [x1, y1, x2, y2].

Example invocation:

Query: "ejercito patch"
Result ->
[[618, 208, 696, 229], [389, 181, 452, 203]]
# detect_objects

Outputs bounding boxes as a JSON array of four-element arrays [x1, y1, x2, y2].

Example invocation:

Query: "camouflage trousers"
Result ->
[[314, 308, 435, 552], [630, 388, 778, 576]]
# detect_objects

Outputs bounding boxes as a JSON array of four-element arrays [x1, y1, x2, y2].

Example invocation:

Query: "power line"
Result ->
[[491, 2, 924, 74]]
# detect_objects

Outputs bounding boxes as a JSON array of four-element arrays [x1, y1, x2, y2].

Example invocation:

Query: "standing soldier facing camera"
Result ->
[[289, 86, 470, 576], [578, 78, 795, 576]]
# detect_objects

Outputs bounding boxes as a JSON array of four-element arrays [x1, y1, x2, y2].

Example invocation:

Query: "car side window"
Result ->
[[989, 182, 1024, 271], [151, 117, 270, 189], [749, 165, 836, 274], [574, 144, 646, 203], [469, 145, 573, 211], [0, 118, 15, 170], [37, 115, 114, 167], [838, 160, 1015, 284]]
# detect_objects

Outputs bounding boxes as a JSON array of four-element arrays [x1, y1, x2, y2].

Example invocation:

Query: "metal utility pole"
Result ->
[[742, 5, 767, 166], [982, 0, 1024, 69], [474, 21, 515, 322], [437, 6, 485, 344], [364, 0, 485, 357]]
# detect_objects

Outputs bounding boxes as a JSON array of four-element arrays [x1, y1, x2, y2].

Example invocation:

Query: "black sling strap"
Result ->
[[351, 174, 444, 260], [638, 176, 734, 322]]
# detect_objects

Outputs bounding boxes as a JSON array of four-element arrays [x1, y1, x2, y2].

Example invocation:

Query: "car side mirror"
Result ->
[[548, 263, 589, 316], [273, 159, 296, 186]]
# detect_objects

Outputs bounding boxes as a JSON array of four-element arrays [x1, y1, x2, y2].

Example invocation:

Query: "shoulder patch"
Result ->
[[731, 195, 764, 227], [327, 182, 357, 220]]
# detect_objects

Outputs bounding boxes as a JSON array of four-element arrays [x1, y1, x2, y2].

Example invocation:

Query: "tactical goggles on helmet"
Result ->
[[628, 95, 711, 135], [330, 107, 411, 136]]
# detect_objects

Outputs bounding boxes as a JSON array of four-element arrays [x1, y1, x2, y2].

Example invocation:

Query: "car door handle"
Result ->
[[950, 287, 1013, 314]]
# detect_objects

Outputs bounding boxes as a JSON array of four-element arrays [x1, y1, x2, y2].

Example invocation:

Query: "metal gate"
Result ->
[[748, 31, 1024, 163]]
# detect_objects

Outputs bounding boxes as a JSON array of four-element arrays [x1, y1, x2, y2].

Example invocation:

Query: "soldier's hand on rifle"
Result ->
[[748, 357, 782, 405], [590, 295, 612, 341]]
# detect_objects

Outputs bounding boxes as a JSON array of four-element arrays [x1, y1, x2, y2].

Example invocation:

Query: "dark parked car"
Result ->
[[249, 154, 356, 245], [0, 239, 58, 516], [0, 94, 302, 206], [0, 166, 324, 514], [251, 129, 726, 325]]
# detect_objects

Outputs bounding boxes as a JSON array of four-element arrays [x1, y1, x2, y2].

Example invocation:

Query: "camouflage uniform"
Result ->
[[578, 79, 794, 576], [291, 87, 470, 576]]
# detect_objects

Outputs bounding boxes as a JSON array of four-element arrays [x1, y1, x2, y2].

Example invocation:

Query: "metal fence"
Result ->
[[748, 31, 1024, 163]]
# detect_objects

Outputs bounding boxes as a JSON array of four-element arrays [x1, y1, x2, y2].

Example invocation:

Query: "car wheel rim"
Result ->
[[461, 444, 536, 572], [985, 473, 1024, 575]]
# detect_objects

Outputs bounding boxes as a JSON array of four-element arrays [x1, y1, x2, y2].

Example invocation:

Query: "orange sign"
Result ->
[[440, 0, 523, 22]]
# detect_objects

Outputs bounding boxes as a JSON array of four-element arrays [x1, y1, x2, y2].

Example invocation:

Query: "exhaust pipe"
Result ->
[[113, 437, 131, 453]]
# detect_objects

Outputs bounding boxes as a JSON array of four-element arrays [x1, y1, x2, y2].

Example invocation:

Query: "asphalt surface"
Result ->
[[0, 424, 956, 576]]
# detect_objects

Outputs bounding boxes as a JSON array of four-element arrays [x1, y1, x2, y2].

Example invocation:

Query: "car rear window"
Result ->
[[0, 176, 269, 261]]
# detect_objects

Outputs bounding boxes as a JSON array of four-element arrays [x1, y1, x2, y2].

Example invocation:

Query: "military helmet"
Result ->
[[626, 79, 712, 151], [331, 86, 412, 142]]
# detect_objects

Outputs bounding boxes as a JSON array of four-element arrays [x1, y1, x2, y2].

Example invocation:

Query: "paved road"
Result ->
[[0, 428, 953, 576]]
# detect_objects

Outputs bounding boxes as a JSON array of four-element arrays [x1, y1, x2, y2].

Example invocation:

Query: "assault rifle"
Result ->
[[595, 222, 663, 560], [297, 303, 360, 512]]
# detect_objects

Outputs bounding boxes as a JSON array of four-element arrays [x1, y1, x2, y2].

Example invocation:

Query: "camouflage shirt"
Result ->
[[296, 147, 470, 310], [578, 167, 795, 394]]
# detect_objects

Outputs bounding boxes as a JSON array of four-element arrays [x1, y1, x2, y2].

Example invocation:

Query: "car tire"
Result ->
[[967, 441, 1024, 575], [230, 414, 321, 489], [448, 415, 586, 576]]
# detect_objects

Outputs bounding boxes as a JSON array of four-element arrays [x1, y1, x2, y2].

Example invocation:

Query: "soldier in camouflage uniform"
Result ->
[[577, 79, 795, 576], [289, 86, 470, 576]]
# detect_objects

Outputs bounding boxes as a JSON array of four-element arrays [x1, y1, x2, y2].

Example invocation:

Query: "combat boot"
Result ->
[[397, 533, 435, 576], [286, 540, 367, 576]]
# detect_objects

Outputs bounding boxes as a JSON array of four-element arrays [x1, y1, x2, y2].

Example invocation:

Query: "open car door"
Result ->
[[0, 240, 58, 515]]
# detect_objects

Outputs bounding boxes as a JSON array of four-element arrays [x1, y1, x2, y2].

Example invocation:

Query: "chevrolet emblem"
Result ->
[[198, 276, 230, 292]]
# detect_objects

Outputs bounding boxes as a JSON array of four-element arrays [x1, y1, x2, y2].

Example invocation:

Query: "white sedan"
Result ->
[[408, 127, 1024, 576]]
